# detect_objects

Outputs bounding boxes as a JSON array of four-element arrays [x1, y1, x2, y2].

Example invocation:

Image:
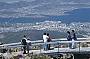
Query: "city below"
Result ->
[[0, 20, 90, 43], [0, 21, 90, 35]]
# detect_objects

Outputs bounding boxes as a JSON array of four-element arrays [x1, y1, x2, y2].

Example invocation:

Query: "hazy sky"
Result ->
[[0, 0, 35, 3], [0, 0, 90, 18]]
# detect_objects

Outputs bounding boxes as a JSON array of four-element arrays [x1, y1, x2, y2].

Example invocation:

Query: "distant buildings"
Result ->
[[0, 21, 90, 37]]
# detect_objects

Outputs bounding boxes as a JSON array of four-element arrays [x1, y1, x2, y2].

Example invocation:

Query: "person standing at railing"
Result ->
[[43, 33, 49, 50], [21, 35, 27, 54], [27, 38, 31, 54], [71, 30, 77, 49], [47, 33, 51, 50], [71, 30, 77, 41], [67, 31, 72, 49]]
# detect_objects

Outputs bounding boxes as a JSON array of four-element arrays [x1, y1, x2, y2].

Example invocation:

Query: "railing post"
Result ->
[[79, 42, 80, 52], [40, 44, 41, 54], [58, 42, 59, 53]]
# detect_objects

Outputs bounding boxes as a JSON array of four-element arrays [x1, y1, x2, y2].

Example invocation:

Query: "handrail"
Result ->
[[0, 37, 90, 50], [0, 37, 89, 47], [32, 40, 90, 46], [0, 40, 90, 47], [0, 40, 90, 54]]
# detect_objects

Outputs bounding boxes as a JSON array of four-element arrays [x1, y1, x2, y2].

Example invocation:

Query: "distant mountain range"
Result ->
[[0, 0, 90, 23], [0, 8, 90, 23]]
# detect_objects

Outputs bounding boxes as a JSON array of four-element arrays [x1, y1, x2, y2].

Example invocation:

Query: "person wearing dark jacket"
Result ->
[[72, 30, 77, 40], [47, 33, 51, 50], [21, 35, 27, 54], [67, 31, 72, 49], [71, 30, 77, 48]]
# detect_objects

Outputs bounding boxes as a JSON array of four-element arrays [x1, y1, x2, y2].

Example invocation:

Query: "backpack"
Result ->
[[47, 37, 51, 42], [21, 39, 27, 45]]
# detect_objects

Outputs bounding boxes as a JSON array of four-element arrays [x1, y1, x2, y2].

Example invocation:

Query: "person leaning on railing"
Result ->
[[43, 33, 49, 50], [67, 31, 72, 49], [71, 30, 77, 49], [47, 33, 52, 50], [21, 35, 27, 54]]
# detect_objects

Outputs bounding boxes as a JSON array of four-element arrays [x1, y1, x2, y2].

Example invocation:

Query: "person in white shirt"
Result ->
[[43, 33, 49, 50]]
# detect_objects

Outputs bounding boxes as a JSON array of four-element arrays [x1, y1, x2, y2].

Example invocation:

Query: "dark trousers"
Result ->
[[69, 43, 72, 49], [27, 44, 29, 53], [48, 44, 50, 50], [23, 45, 27, 54]]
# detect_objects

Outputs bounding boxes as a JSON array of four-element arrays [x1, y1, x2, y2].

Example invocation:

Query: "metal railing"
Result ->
[[0, 39, 90, 59], [0, 39, 90, 54], [31, 40, 90, 53]]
